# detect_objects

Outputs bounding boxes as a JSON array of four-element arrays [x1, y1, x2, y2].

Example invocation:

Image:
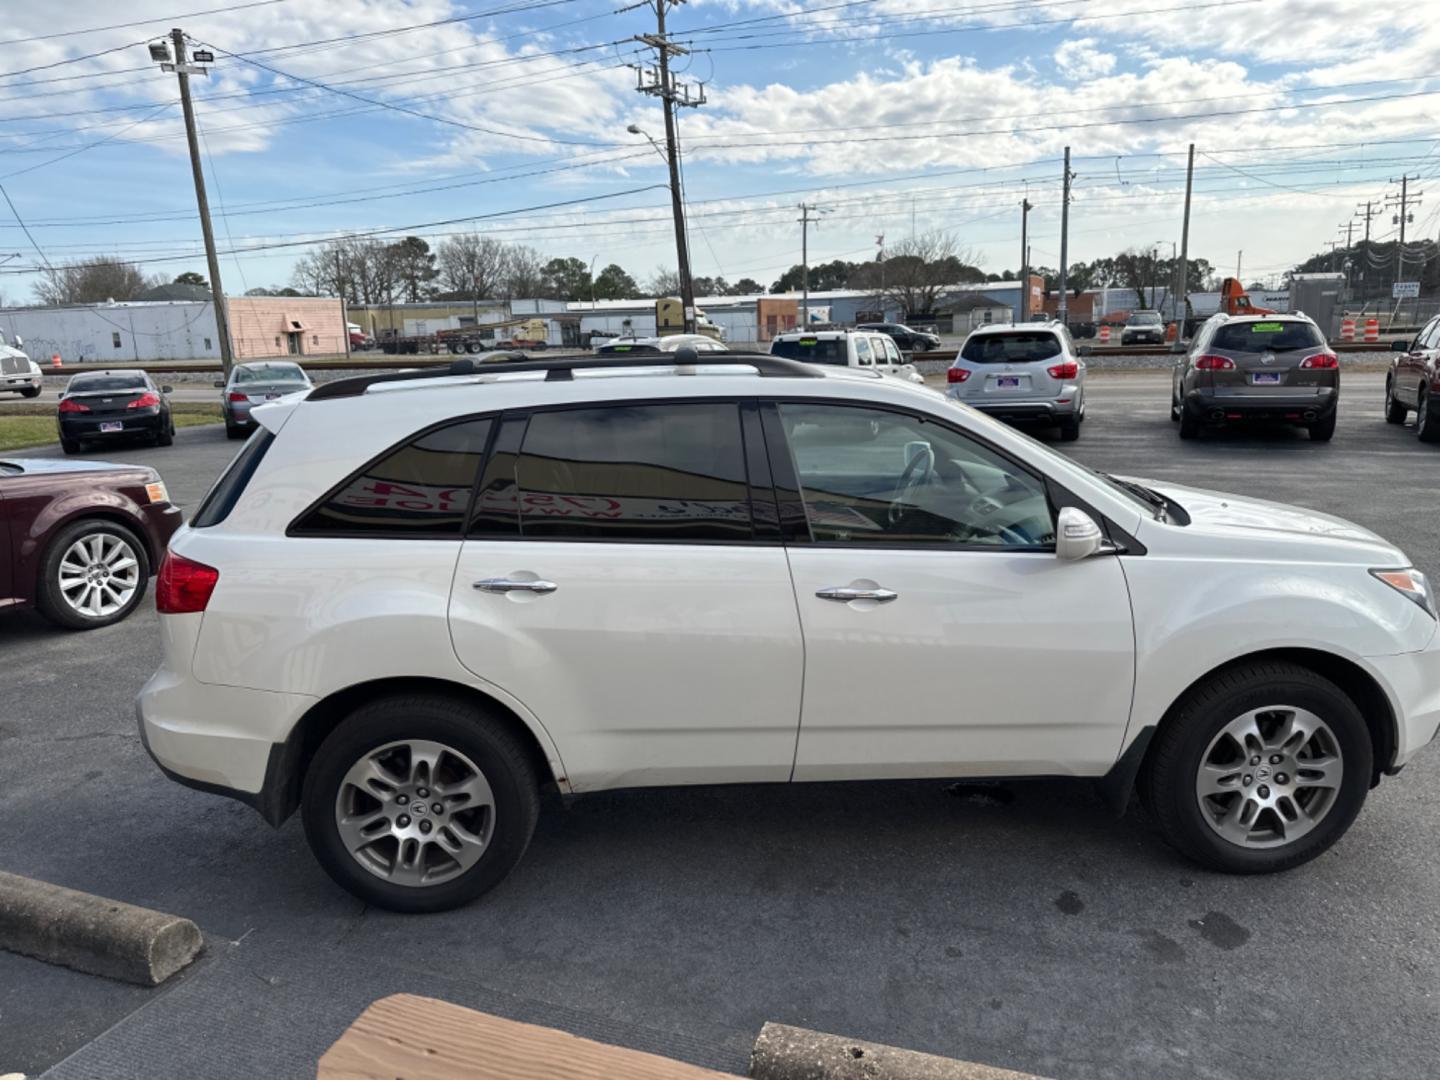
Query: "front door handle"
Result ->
[[816, 586, 898, 603], [473, 578, 558, 594]]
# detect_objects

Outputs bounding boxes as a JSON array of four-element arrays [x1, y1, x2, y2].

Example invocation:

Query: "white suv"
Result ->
[[770, 329, 925, 383], [140, 351, 1440, 911]]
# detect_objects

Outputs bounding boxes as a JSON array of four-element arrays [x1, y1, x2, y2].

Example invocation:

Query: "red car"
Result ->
[[0, 457, 182, 629], [1387, 317, 1440, 441]]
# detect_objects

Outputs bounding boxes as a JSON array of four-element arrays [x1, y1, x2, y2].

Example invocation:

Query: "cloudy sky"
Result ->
[[0, 0, 1437, 300]]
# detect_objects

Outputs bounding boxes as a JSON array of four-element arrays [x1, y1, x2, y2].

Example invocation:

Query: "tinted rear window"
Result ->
[[771, 338, 847, 364], [192, 430, 275, 528], [69, 376, 146, 393], [292, 418, 493, 536], [1212, 321, 1325, 352], [235, 365, 306, 384], [961, 332, 1063, 364], [510, 402, 752, 542]]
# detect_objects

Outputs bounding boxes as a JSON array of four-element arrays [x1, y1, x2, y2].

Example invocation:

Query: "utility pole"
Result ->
[[797, 203, 828, 328], [157, 29, 234, 376], [1355, 201, 1374, 244], [1019, 197, 1032, 321], [1057, 147, 1073, 328], [1386, 174, 1423, 290], [1236, 250, 1243, 283], [1174, 143, 1194, 342], [634, 2, 705, 334]]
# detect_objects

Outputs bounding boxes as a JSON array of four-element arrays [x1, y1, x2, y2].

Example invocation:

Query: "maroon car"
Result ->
[[0, 457, 182, 629], [1387, 316, 1440, 442]]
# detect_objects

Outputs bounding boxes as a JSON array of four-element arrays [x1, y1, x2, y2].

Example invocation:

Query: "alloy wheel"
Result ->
[[1194, 706, 1343, 849], [334, 739, 496, 887], [57, 532, 141, 619]]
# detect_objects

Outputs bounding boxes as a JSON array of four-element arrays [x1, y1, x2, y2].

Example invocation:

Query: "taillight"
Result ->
[[58, 397, 90, 413], [947, 367, 971, 383], [155, 552, 220, 614], [1047, 359, 1079, 379], [1299, 353, 1339, 369], [128, 392, 161, 409], [1194, 355, 1236, 370], [228, 391, 249, 402]]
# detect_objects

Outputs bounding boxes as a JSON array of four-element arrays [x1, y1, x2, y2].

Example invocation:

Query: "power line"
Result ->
[[0, 0, 294, 45]]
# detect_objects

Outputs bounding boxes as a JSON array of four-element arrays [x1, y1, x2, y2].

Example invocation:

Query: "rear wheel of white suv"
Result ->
[[301, 694, 540, 912], [1140, 662, 1370, 874]]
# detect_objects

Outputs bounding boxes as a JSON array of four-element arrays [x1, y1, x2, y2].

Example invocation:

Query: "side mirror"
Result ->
[[13, 337, 22, 348], [160, 385, 173, 395], [213, 380, 225, 388], [1077, 345, 1093, 357], [1391, 339, 1412, 352], [1056, 506, 1105, 561]]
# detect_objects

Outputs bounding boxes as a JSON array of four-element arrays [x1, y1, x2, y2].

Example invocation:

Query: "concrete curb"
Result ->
[[0, 872, 202, 986], [750, 1023, 1049, 1080]]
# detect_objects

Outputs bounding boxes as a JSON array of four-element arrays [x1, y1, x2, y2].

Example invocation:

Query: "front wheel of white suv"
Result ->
[[301, 694, 541, 912], [1139, 662, 1371, 874]]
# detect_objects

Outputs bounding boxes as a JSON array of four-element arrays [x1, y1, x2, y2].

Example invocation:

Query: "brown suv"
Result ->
[[0, 457, 182, 629], [1171, 313, 1339, 441]]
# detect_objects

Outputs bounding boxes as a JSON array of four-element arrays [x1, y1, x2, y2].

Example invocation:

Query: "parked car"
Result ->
[[1385, 316, 1440, 442], [856, 322, 942, 353], [946, 321, 1087, 440], [1122, 310, 1166, 346], [57, 370, 174, 455], [217, 361, 314, 439], [595, 334, 728, 355], [1172, 313, 1338, 441], [0, 330, 42, 398], [0, 456, 181, 629], [770, 329, 924, 383], [138, 349, 1439, 911]]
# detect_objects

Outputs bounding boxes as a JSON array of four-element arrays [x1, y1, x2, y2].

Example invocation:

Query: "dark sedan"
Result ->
[[218, 361, 312, 438], [0, 456, 182, 629], [58, 370, 174, 454], [856, 322, 942, 352]]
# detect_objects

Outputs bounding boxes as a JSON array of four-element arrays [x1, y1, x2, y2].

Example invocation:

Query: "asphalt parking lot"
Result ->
[[3, 369, 1438, 1079]]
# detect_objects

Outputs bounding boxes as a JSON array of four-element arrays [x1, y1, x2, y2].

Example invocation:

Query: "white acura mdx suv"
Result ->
[[139, 351, 1440, 912]]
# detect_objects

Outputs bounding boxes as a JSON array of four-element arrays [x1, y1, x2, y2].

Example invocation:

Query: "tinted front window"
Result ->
[[1129, 313, 1162, 325], [509, 403, 752, 541], [292, 418, 493, 536], [771, 338, 847, 364], [961, 332, 1063, 364], [1211, 321, 1325, 352], [68, 376, 146, 393]]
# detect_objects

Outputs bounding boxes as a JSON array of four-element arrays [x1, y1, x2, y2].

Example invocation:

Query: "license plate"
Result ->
[[996, 376, 1021, 388], [1251, 372, 1282, 385], [265, 393, 280, 400], [99, 421, 123, 433]]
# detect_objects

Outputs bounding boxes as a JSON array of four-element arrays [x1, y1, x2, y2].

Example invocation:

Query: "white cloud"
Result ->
[[1054, 38, 1116, 81]]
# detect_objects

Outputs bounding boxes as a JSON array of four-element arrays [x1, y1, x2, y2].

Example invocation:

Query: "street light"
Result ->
[[589, 253, 599, 311], [626, 123, 668, 164], [625, 121, 696, 333]]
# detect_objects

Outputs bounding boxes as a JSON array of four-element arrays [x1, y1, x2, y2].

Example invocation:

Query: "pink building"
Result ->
[[227, 296, 347, 359]]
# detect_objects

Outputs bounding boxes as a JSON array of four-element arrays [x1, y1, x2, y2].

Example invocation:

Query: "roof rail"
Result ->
[[307, 348, 822, 401]]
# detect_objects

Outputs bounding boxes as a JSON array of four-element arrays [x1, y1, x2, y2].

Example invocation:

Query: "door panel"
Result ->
[[770, 400, 1135, 781], [787, 548, 1134, 780], [450, 542, 803, 790]]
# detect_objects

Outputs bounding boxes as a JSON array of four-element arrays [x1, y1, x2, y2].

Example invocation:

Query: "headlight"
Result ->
[[1371, 568, 1437, 619]]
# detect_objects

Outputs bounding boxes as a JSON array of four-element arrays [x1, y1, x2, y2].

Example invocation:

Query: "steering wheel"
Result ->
[[888, 448, 932, 525]]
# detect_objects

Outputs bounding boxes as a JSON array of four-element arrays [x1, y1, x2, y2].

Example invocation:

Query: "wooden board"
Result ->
[[318, 993, 738, 1080]]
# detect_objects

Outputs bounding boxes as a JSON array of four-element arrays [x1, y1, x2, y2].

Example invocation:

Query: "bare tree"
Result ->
[[647, 267, 681, 297], [501, 245, 544, 299], [436, 234, 510, 299], [34, 257, 156, 305], [862, 231, 980, 319]]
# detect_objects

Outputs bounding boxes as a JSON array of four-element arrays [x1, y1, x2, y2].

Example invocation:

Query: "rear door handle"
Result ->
[[816, 586, 898, 603], [473, 578, 558, 594]]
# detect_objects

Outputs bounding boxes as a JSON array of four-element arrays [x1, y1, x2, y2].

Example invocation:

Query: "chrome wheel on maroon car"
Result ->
[[57, 531, 141, 619]]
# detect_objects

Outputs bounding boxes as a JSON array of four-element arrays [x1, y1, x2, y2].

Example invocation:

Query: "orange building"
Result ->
[[227, 296, 348, 359]]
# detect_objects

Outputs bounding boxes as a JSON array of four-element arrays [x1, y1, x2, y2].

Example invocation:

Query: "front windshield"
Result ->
[[1129, 312, 1162, 325]]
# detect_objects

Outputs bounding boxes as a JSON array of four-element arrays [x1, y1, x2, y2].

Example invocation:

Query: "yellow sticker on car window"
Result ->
[[1252, 322, 1284, 333]]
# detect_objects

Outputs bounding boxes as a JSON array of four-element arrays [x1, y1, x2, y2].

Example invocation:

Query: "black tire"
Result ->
[[60, 437, 81, 455], [1057, 415, 1080, 442], [301, 694, 540, 913], [34, 518, 151, 631], [156, 422, 174, 447], [1384, 379, 1407, 424], [21, 386, 41, 399], [225, 422, 245, 440], [1178, 411, 1199, 440], [1418, 387, 1440, 443], [1139, 661, 1371, 874], [1170, 393, 1181, 422], [1308, 412, 1336, 442], [466, 341, 482, 355]]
